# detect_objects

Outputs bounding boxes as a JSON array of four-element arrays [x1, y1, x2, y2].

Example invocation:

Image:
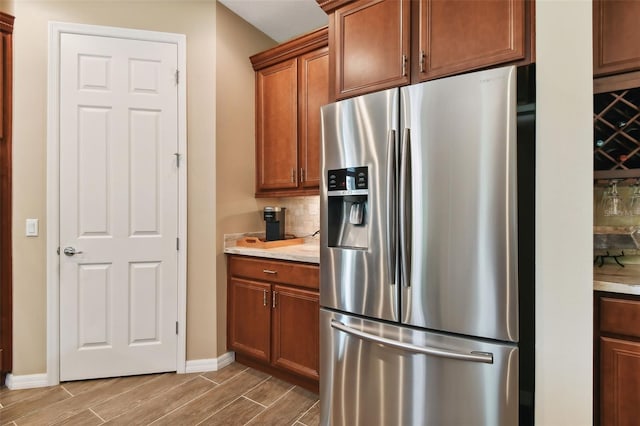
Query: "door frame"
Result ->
[[46, 22, 187, 386], [0, 12, 14, 386]]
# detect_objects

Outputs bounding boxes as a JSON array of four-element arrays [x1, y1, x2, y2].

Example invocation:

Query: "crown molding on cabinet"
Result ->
[[250, 26, 328, 71], [316, 0, 354, 14]]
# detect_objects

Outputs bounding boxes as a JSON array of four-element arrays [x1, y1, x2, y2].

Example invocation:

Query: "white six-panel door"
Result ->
[[59, 33, 179, 381]]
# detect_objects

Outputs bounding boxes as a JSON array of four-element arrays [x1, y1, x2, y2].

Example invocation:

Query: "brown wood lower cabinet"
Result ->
[[595, 292, 640, 425], [227, 255, 319, 392], [600, 337, 640, 425], [228, 278, 271, 363]]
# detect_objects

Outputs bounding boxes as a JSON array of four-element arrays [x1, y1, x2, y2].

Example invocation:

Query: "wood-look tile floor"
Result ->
[[0, 362, 319, 426]]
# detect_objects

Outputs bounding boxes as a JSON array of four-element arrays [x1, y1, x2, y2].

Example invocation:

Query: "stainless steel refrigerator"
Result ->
[[320, 65, 536, 425]]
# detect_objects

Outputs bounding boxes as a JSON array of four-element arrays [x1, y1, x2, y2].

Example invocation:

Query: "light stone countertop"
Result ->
[[223, 232, 320, 264], [224, 232, 640, 289], [594, 263, 640, 296]]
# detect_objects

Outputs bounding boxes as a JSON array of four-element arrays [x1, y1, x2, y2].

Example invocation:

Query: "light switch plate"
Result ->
[[26, 218, 38, 237]]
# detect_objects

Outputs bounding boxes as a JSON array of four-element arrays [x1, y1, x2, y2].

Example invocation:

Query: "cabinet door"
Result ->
[[600, 336, 640, 425], [228, 278, 271, 362], [272, 285, 319, 381], [333, 0, 410, 99], [256, 58, 298, 192], [0, 35, 3, 138], [594, 0, 640, 77], [299, 47, 328, 189], [416, 0, 525, 82]]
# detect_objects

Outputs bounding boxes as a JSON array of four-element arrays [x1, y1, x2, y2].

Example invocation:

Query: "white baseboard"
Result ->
[[185, 351, 235, 373], [5, 373, 50, 390], [5, 353, 236, 388]]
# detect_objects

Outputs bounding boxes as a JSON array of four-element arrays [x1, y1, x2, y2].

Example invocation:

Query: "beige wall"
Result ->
[[536, 0, 593, 423], [2, 0, 272, 375], [214, 4, 276, 354], [2, 1, 597, 420]]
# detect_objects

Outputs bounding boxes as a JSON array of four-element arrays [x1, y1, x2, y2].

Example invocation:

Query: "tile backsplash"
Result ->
[[275, 196, 320, 238]]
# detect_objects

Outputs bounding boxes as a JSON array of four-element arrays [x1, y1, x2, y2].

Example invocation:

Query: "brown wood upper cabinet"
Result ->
[[593, 0, 640, 77], [250, 27, 328, 197], [416, 0, 527, 82], [332, 0, 411, 99], [298, 47, 328, 190], [326, 0, 533, 100]]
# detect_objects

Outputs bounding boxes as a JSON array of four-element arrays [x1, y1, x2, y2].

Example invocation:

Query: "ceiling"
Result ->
[[219, 0, 328, 43]]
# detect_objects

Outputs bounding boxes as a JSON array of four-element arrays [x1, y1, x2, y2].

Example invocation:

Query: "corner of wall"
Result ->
[[214, 3, 277, 357]]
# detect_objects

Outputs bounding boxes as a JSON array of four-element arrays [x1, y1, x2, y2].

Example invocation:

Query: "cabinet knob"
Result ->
[[272, 291, 277, 308], [402, 54, 408, 77], [263, 269, 278, 275], [263, 289, 268, 307], [300, 168, 304, 183]]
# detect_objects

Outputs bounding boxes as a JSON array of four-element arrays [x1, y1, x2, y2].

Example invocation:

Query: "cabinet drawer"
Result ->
[[229, 256, 319, 290], [600, 296, 640, 339]]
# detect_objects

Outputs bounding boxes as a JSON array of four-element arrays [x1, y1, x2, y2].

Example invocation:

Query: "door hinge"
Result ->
[[175, 69, 180, 84], [176, 237, 180, 251], [174, 152, 181, 167], [176, 321, 179, 334], [57, 247, 60, 255]]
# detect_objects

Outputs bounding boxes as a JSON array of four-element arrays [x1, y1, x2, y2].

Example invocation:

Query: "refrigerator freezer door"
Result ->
[[400, 66, 519, 342], [320, 88, 400, 322], [320, 309, 519, 426]]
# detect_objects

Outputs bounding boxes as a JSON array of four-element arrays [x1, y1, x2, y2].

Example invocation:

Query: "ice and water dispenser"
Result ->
[[327, 167, 368, 249]]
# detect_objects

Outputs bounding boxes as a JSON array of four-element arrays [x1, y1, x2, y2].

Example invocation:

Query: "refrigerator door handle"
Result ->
[[386, 129, 397, 286], [399, 128, 412, 287], [330, 320, 494, 364]]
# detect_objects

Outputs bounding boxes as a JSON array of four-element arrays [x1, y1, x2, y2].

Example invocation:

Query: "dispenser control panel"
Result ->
[[326, 166, 368, 248], [327, 167, 368, 196]]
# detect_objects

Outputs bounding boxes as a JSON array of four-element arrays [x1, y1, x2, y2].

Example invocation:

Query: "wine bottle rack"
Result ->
[[594, 87, 640, 170]]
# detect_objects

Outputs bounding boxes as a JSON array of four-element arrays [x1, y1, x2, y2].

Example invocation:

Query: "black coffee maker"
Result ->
[[263, 207, 286, 241]]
